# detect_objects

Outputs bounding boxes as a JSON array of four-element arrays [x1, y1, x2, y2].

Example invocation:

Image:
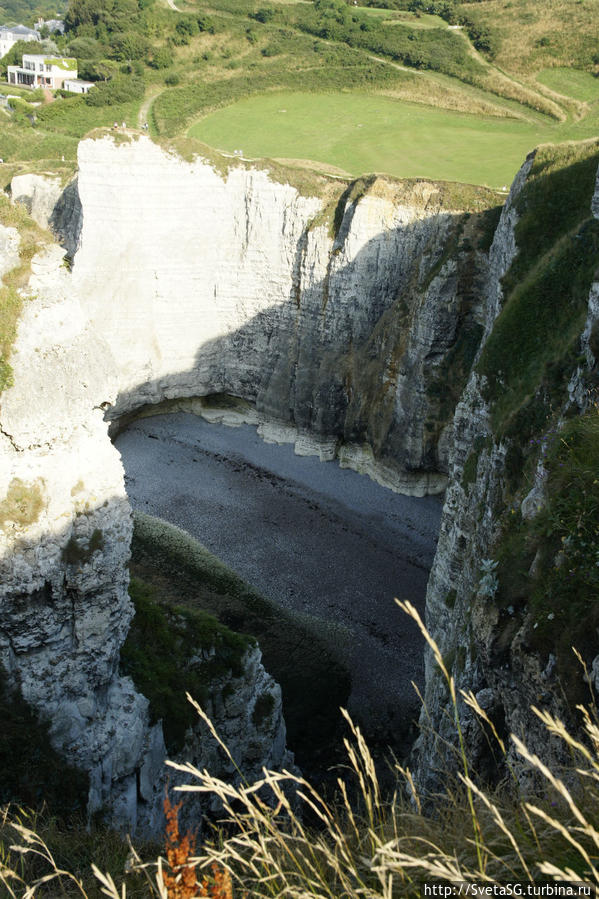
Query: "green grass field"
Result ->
[[536, 68, 599, 102], [188, 89, 599, 188]]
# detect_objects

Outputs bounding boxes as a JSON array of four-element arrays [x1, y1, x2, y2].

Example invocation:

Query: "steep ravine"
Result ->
[[115, 410, 442, 757], [0, 135, 493, 829], [3, 133, 596, 830]]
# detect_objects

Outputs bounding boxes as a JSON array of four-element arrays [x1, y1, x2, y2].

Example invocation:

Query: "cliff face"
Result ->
[[72, 137, 490, 495], [5, 133, 592, 823], [415, 142, 599, 788], [0, 136, 491, 827], [0, 240, 154, 826], [413, 157, 534, 788]]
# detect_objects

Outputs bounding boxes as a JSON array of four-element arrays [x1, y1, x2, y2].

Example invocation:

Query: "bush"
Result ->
[[120, 576, 253, 751], [261, 41, 282, 57], [110, 30, 150, 61], [175, 16, 199, 38], [252, 7, 276, 23], [77, 58, 120, 81], [67, 36, 104, 58], [149, 46, 173, 69], [84, 75, 145, 105], [197, 13, 216, 34]]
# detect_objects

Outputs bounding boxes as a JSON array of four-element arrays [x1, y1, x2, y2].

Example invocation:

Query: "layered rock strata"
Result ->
[[72, 137, 490, 496], [415, 147, 599, 789], [0, 136, 492, 827]]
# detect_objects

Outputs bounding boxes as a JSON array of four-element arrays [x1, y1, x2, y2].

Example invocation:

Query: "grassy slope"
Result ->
[[0, 95, 143, 171], [536, 67, 599, 103], [478, 140, 599, 433], [167, 0, 599, 187], [130, 512, 351, 774], [455, 0, 599, 75], [2, 0, 599, 189]]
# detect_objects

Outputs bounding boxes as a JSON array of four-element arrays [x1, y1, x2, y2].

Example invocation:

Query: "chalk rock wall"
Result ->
[[171, 641, 294, 834], [0, 134, 492, 826], [0, 240, 160, 828], [73, 137, 487, 495], [414, 148, 599, 789], [0, 223, 20, 277]]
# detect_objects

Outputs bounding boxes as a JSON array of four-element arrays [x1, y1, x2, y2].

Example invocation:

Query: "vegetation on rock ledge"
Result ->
[[0, 196, 48, 394], [129, 511, 351, 772]]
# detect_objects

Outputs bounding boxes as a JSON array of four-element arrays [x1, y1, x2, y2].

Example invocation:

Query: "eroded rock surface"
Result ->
[[0, 135, 497, 827], [414, 147, 599, 790]]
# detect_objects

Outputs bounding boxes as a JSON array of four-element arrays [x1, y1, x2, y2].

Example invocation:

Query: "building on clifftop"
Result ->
[[0, 24, 40, 58], [6, 55, 88, 91]]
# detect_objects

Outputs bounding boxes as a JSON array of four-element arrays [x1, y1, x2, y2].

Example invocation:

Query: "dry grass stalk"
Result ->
[[3, 616, 599, 896]]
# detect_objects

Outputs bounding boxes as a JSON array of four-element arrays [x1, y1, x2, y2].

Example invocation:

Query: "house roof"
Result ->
[[22, 54, 77, 69], [0, 24, 40, 38]]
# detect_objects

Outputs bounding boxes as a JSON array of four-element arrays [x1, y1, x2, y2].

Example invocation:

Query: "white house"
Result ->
[[7, 54, 77, 89], [0, 24, 40, 58], [63, 78, 94, 94]]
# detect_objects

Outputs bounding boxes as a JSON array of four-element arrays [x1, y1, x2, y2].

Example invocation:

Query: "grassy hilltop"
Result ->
[[1, 0, 599, 186]]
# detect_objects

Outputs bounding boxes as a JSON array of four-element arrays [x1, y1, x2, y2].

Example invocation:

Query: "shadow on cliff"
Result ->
[[1, 496, 318, 818], [108, 197, 489, 480], [0, 184, 495, 806], [101, 205, 491, 772]]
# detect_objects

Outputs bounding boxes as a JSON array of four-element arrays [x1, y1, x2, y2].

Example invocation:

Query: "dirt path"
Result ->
[[137, 87, 161, 130]]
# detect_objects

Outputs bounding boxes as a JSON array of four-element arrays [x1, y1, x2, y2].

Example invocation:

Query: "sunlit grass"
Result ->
[[190, 89, 599, 188]]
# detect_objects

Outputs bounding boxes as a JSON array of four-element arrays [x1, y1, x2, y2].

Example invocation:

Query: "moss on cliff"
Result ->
[[489, 408, 599, 705], [478, 141, 599, 437], [121, 576, 253, 752], [0, 478, 45, 529], [0, 195, 49, 394]]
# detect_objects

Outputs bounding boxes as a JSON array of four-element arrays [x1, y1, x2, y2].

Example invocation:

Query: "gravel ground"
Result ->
[[115, 413, 442, 742]]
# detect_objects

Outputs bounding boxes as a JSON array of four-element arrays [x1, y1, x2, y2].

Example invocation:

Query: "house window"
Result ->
[[46, 64, 51, 72]]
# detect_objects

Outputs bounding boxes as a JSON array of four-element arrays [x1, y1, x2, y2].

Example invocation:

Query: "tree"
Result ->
[[149, 46, 173, 69], [65, 0, 104, 30]]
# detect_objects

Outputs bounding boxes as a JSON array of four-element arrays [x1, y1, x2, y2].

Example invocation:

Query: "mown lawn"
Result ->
[[189, 89, 599, 188]]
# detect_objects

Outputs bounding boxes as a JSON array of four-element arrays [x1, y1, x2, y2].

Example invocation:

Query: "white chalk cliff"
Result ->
[[0, 135, 486, 827], [8, 133, 590, 824]]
